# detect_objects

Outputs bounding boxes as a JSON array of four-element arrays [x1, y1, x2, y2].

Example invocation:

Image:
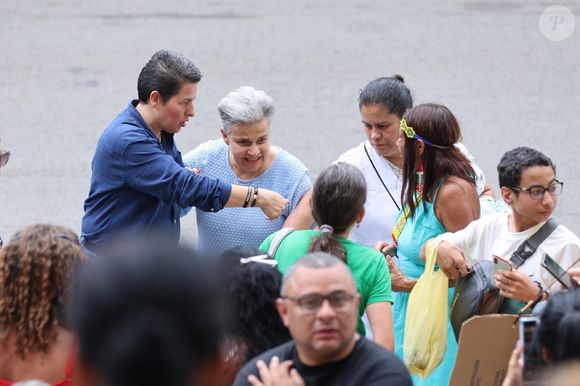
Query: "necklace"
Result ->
[[385, 158, 401, 181]]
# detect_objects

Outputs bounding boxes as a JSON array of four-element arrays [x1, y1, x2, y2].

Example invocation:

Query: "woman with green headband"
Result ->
[[389, 103, 480, 386]]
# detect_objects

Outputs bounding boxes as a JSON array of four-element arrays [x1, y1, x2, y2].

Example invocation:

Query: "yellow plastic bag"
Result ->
[[404, 239, 449, 378]]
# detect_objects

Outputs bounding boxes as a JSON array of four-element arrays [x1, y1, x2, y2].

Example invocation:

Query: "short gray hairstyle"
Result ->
[[280, 252, 355, 296], [217, 86, 274, 134]]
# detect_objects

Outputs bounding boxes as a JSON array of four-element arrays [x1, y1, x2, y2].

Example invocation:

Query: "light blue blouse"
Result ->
[[183, 139, 311, 255]]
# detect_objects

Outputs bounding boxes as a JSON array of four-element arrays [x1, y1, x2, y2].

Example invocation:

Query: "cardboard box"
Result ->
[[450, 314, 519, 386]]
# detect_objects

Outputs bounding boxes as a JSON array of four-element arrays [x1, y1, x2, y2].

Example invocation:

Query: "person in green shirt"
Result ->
[[260, 162, 394, 351]]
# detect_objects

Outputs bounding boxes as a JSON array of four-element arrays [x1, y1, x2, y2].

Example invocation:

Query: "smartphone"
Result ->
[[519, 316, 545, 383], [492, 255, 512, 287], [541, 254, 577, 289]]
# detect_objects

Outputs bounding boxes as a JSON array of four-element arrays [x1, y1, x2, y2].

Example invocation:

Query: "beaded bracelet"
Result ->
[[242, 186, 253, 208], [250, 187, 259, 208]]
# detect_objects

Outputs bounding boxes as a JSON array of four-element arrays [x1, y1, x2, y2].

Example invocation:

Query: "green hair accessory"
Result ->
[[399, 118, 450, 149]]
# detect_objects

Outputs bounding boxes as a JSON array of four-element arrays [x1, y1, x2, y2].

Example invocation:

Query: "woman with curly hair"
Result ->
[[0, 224, 86, 385], [218, 246, 290, 386]]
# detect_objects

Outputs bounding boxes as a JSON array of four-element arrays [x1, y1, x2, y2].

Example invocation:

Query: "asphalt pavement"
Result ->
[[0, 0, 578, 244]]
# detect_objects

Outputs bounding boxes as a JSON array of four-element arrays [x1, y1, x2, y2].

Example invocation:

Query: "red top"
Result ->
[[0, 346, 76, 386]]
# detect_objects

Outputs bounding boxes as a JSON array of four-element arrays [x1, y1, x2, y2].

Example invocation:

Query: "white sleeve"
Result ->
[[437, 219, 481, 264], [455, 142, 486, 196]]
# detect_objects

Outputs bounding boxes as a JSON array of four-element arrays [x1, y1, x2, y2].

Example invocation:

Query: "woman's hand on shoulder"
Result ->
[[436, 176, 480, 232]]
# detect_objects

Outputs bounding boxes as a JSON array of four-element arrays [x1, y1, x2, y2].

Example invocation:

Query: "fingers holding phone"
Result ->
[[495, 269, 539, 302], [519, 316, 545, 384]]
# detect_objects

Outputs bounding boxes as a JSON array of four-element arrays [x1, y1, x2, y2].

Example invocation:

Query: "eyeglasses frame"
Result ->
[[282, 290, 360, 314], [510, 180, 563, 200]]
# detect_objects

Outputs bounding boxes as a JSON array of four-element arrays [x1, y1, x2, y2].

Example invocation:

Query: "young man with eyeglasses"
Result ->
[[435, 146, 580, 304], [234, 252, 412, 386]]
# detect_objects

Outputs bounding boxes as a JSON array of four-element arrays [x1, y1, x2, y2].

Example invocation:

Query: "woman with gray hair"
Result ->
[[183, 86, 312, 255]]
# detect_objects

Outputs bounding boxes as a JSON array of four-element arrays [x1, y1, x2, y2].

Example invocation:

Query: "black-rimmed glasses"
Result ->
[[511, 180, 563, 200], [282, 290, 359, 314]]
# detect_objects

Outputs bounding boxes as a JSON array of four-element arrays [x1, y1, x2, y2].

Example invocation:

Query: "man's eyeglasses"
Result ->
[[0, 149, 9, 168], [511, 180, 563, 200], [282, 290, 359, 314]]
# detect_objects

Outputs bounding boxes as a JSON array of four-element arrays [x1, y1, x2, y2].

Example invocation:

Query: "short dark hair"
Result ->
[[137, 50, 202, 103], [73, 241, 221, 386], [358, 75, 413, 117], [497, 147, 555, 188], [308, 163, 367, 261], [537, 289, 580, 363]]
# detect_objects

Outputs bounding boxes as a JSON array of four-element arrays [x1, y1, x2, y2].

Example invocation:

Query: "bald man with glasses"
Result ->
[[234, 252, 412, 386]]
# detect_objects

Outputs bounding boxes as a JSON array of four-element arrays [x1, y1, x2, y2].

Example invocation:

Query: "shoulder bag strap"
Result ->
[[510, 218, 559, 268], [268, 227, 295, 257]]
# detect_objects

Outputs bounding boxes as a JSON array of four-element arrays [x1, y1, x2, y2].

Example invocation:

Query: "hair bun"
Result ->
[[391, 74, 405, 83]]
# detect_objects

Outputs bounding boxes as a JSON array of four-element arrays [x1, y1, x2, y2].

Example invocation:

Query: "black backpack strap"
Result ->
[[510, 218, 559, 268]]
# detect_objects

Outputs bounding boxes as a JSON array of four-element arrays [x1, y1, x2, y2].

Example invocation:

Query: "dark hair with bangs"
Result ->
[[137, 50, 202, 103], [400, 103, 475, 217]]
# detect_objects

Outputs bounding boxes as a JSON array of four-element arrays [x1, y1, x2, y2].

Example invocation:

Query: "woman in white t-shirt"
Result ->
[[337, 75, 413, 248], [338, 75, 501, 250]]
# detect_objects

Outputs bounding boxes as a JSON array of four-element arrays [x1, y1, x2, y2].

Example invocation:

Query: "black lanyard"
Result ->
[[363, 142, 401, 211]]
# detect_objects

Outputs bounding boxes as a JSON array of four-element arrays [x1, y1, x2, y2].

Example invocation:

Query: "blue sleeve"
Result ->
[[122, 136, 232, 211]]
